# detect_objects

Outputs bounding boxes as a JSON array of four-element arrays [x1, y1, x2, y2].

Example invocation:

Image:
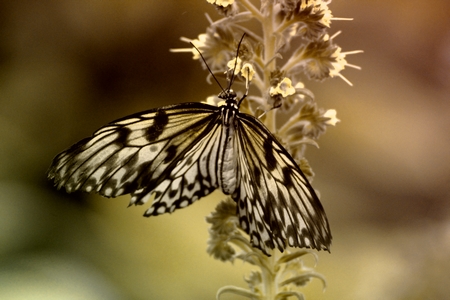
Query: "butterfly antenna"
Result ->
[[257, 103, 282, 118], [238, 66, 250, 107], [190, 42, 225, 94], [227, 33, 247, 91]]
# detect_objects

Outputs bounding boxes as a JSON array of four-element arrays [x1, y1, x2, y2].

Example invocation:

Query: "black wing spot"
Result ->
[[239, 199, 246, 210], [286, 224, 296, 244], [84, 178, 98, 189], [164, 145, 178, 163], [263, 139, 277, 171], [185, 156, 193, 165], [72, 137, 93, 153], [264, 239, 275, 250], [152, 202, 167, 215], [247, 211, 253, 224], [240, 219, 249, 231], [300, 228, 313, 248], [115, 127, 131, 146], [146, 109, 169, 142], [169, 188, 178, 198], [153, 190, 162, 199], [253, 166, 261, 187], [282, 166, 293, 188], [257, 220, 264, 232], [187, 182, 195, 191], [186, 176, 197, 191]]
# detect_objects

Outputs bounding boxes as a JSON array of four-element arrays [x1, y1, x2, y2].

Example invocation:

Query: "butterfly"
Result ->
[[48, 38, 332, 255]]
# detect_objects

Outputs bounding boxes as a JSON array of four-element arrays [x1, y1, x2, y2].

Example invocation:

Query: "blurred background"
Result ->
[[1, 0, 449, 299]]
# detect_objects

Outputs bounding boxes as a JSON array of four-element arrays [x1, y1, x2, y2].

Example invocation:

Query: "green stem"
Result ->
[[261, 3, 277, 132], [261, 253, 277, 300], [239, 0, 264, 21]]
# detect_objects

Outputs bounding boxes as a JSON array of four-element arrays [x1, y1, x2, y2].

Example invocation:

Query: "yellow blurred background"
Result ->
[[1, 0, 449, 299]]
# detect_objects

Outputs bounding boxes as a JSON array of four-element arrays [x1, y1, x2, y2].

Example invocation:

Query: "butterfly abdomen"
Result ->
[[218, 104, 238, 195]]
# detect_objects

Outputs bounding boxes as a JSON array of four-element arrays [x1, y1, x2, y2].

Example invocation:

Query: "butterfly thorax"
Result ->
[[218, 89, 239, 125], [217, 89, 239, 194]]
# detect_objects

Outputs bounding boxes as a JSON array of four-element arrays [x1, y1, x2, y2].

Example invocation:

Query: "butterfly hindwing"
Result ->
[[137, 115, 225, 215], [234, 113, 332, 254], [48, 102, 223, 215]]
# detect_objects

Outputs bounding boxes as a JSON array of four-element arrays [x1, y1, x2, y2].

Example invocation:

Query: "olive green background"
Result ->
[[1, 1, 449, 299]]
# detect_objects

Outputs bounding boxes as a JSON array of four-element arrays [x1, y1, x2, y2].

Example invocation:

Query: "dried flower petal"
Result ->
[[323, 109, 340, 126], [207, 236, 236, 261], [171, 26, 237, 71], [227, 57, 242, 74], [270, 77, 296, 97], [207, 0, 235, 8], [241, 63, 255, 81], [206, 197, 239, 235]]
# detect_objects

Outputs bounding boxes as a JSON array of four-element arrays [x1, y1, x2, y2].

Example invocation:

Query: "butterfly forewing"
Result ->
[[234, 113, 332, 254], [48, 103, 221, 203], [140, 115, 225, 215]]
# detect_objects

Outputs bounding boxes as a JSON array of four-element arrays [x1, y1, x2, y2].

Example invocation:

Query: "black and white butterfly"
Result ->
[[48, 38, 331, 255]]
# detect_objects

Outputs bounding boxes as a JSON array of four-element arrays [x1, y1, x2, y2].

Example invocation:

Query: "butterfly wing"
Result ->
[[234, 113, 332, 255], [48, 102, 223, 215]]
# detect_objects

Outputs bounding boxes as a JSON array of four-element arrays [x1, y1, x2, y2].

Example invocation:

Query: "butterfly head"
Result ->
[[218, 89, 239, 107]]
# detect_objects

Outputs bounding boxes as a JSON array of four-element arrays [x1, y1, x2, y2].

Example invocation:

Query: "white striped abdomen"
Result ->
[[218, 104, 238, 194]]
